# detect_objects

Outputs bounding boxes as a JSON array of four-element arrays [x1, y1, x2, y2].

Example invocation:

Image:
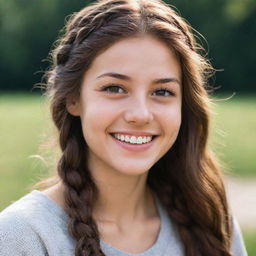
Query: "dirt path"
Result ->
[[224, 176, 256, 231]]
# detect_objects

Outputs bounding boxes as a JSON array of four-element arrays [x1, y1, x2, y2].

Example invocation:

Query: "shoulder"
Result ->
[[0, 195, 48, 255], [0, 191, 45, 228], [231, 216, 248, 256], [0, 190, 59, 228], [0, 190, 70, 255]]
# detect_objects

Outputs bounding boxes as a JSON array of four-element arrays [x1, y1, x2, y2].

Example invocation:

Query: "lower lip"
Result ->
[[110, 134, 157, 152]]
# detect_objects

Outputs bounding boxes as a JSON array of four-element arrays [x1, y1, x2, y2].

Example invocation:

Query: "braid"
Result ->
[[54, 0, 132, 67], [56, 112, 105, 255]]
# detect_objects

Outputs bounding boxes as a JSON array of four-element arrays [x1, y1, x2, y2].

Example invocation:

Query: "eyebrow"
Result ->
[[96, 72, 180, 86]]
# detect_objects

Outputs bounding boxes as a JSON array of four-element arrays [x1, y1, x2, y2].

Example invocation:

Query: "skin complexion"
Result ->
[[67, 34, 182, 224], [79, 38, 180, 171]]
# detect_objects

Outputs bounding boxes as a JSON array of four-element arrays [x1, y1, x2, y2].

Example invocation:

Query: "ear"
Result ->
[[66, 97, 81, 117]]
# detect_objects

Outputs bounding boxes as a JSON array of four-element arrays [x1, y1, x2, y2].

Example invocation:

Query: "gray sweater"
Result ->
[[0, 190, 247, 256]]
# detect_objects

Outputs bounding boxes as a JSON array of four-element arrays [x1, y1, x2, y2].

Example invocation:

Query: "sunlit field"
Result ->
[[0, 93, 255, 254], [0, 94, 52, 208], [210, 94, 256, 177]]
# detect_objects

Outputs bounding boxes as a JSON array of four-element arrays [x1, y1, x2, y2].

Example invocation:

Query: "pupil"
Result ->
[[159, 90, 166, 96], [110, 86, 119, 93]]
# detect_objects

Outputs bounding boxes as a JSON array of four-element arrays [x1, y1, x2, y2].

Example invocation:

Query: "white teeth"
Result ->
[[137, 136, 143, 144], [113, 134, 153, 144], [125, 135, 129, 142], [130, 136, 136, 143]]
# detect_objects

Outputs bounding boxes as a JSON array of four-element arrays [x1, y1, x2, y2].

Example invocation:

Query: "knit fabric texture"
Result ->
[[0, 190, 248, 256]]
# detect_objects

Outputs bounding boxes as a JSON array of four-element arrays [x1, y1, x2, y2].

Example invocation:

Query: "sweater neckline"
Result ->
[[100, 195, 168, 255], [30, 189, 169, 255]]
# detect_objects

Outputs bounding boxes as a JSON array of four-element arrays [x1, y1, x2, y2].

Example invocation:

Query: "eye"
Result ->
[[100, 84, 126, 94], [153, 88, 174, 97]]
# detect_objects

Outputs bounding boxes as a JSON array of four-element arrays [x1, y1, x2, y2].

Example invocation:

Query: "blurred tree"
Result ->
[[0, 0, 92, 91], [170, 0, 256, 92], [0, 0, 255, 92]]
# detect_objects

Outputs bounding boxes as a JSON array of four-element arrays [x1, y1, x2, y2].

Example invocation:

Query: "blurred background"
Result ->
[[0, 0, 255, 254]]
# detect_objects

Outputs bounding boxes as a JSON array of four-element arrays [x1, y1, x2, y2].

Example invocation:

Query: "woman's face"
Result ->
[[69, 35, 182, 177]]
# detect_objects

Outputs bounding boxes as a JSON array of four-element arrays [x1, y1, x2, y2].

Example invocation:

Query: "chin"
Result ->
[[112, 163, 153, 177]]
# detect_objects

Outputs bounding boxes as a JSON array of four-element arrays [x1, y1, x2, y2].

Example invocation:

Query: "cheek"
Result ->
[[163, 103, 182, 128], [162, 106, 182, 145], [80, 100, 119, 136]]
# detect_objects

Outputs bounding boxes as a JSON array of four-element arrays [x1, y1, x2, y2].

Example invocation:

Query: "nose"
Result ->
[[123, 95, 154, 125]]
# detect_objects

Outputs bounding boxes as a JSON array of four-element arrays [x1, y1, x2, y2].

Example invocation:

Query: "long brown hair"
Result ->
[[36, 0, 233, 255]]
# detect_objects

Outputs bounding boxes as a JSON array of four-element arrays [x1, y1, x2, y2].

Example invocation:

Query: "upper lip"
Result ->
[[110, 131, 158, 136]]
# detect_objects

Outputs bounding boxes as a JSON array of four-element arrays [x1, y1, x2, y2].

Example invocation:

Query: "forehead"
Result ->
[[84, 35, 181, 81]]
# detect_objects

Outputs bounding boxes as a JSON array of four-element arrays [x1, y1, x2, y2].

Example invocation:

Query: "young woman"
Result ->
[[0, 0, 248, 255]]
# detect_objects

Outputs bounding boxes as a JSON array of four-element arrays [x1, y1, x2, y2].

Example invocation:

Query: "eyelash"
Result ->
[[100, 84, 175, 97]]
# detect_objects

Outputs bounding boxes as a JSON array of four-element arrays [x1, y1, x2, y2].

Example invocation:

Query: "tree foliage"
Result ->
[[0, 0, 255, 92]]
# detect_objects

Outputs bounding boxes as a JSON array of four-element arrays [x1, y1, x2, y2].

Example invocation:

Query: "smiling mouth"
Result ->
[[110, 133, 158, 145]]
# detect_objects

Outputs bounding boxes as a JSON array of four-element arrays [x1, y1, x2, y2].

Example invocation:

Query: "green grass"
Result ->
[[0, 93, 52, 209], [0, 93, 255, 254], [210, 94, 256, 177], [243, 230, 256, 256]]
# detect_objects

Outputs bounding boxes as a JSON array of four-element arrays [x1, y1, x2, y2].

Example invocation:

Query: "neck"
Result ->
[[91, 169, 156, 225]]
